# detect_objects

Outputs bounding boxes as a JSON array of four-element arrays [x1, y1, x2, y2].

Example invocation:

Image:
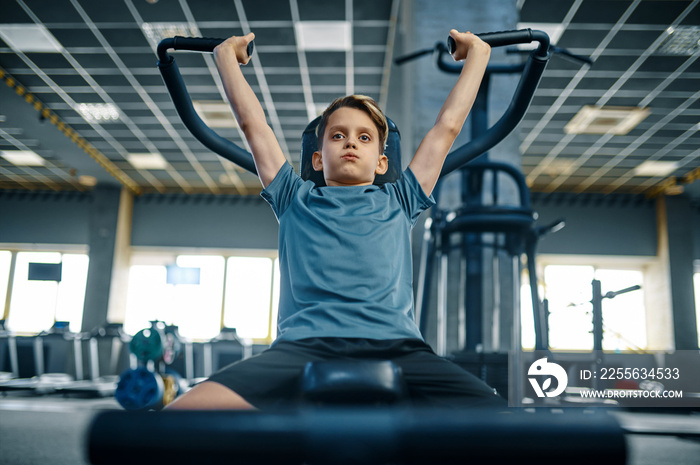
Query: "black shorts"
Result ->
[[207, 337, 504, 409]]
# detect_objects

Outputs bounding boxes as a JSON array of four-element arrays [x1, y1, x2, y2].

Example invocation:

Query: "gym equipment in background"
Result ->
[[395, 32, 592, 405], [114, 321, 187, 410], [56, 323, 131, 398], [0, 321, 75, 395]]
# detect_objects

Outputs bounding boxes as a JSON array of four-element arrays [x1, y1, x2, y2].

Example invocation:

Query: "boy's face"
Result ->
[[312, 107, 388, 186]]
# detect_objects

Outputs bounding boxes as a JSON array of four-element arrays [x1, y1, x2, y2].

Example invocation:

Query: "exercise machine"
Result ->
[[0, 321, 74, 395], [85, 27, 644, 465], [56, 323, 130, 398], [88, 407, 626, 465]]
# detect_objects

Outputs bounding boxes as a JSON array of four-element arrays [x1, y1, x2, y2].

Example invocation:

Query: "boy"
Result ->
[[169, 29, 500, 410]]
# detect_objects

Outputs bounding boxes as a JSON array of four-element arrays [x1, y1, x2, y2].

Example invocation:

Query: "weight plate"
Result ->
[[115, 367, 164, 410], [130, 327, 164, 362]]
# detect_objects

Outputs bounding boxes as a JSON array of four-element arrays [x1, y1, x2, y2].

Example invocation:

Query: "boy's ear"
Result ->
[[312, 151, 323, 171], [375, 154, 388, 175]]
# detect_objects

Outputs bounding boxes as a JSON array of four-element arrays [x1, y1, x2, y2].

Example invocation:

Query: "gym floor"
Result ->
[[1, 395, 699, 465]]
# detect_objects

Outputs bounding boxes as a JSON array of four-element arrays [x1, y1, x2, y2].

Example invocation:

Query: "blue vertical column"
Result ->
[[81, 185, 122, 332], [665, 196, 699, 350]]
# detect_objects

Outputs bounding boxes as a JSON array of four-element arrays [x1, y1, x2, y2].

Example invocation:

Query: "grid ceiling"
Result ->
[[520, 0, 700, 198], [0, 0, 699, 200]]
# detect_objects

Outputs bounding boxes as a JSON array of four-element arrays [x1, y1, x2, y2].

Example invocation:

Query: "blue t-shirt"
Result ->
[[261, 162, 436, 343]]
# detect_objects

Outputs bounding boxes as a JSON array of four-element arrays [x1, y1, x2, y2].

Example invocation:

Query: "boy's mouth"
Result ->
[[341, 153, 359, 161]]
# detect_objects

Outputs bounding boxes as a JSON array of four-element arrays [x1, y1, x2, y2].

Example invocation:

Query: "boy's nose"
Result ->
[[345, 139, 357, 149]]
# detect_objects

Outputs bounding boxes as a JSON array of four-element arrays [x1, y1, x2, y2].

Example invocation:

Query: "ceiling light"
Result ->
[[658, 26, 700, 55], [634, 161, 679, 177], [0, 24, 63, 52], [193, 101, 238, 128], [126, 152, 168, 170], [542, 159, 576, 177], [516, 23, 564, 50], [77, 103, 120, 123], [78, 175, 98, 186], [565, 106, 650, 135], [1, 150, 45, 166], [141, 22, 200, 50], [294, 21, 352, 51], [219, 173, 234, 185]]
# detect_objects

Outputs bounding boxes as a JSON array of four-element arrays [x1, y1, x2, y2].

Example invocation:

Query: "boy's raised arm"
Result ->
[[214, 33, 287, 188], [408, 30, 491, 197]]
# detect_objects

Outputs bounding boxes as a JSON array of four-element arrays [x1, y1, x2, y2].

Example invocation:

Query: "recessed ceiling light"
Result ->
[[141, 22, 200, 51], [1, 150, 45, 166], [78, 175, 98, 187], [127, 152, 168, 170], [543, 159, 577, 177], [659, 26, 700, 55], [294, 21, 352, 51], [516, 23, 565, 50], [634, 161, 679, 177], [565, 106, 650, 135], [77, 103, 120, 123], [0, 24, 63, 52], [219, 173, 235, 185], [193, 101, 238, 128]]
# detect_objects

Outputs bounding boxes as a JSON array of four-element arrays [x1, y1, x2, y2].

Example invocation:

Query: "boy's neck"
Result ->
[[324, 179, 374, 187]]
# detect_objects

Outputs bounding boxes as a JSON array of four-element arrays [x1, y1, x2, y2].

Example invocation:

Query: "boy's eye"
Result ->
[[332, 133, 344, 140], [360, 134, 370, 141]]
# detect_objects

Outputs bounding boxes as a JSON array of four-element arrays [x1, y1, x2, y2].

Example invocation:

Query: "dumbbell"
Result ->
[[115, 367, 186, 410], [129, 322, 166, 362]]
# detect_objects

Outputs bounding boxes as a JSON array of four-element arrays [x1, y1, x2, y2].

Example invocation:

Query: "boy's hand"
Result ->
[[214, 32, 255, 65], [449, 29, 490, 61]]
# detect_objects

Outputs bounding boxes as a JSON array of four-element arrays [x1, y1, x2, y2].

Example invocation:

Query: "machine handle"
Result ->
[[440, 29, 550, 177], [447, 28, 542, 55], [157, 37, 258, 174], [157, 36, 254, 62], [156, 30, 548, 179]]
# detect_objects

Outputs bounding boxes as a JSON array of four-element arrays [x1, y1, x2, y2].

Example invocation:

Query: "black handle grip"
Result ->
[[447, 28, 540, 54], [171, 36, 225, 52], [157, 37, 254, 63]]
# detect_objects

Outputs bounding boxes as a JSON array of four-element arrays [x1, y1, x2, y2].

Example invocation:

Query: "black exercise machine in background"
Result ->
[[399, 36, 581, 355], [397, 36, 575, 403]]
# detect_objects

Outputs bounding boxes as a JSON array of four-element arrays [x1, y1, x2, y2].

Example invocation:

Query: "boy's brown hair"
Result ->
[[316, 95, 388, 154]]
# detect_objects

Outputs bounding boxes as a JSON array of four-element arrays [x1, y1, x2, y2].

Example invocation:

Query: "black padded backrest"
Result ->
[[300, 116, 402, 187]]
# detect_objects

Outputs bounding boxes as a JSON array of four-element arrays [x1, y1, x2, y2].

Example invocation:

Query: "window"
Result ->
[[124, 255, 225, 341], [0, 250, 11, 314], [223, 257, 277, 340], [124, 252, 279, 343], [5, 251, 89, 333], [522, 262, 645, 352]]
